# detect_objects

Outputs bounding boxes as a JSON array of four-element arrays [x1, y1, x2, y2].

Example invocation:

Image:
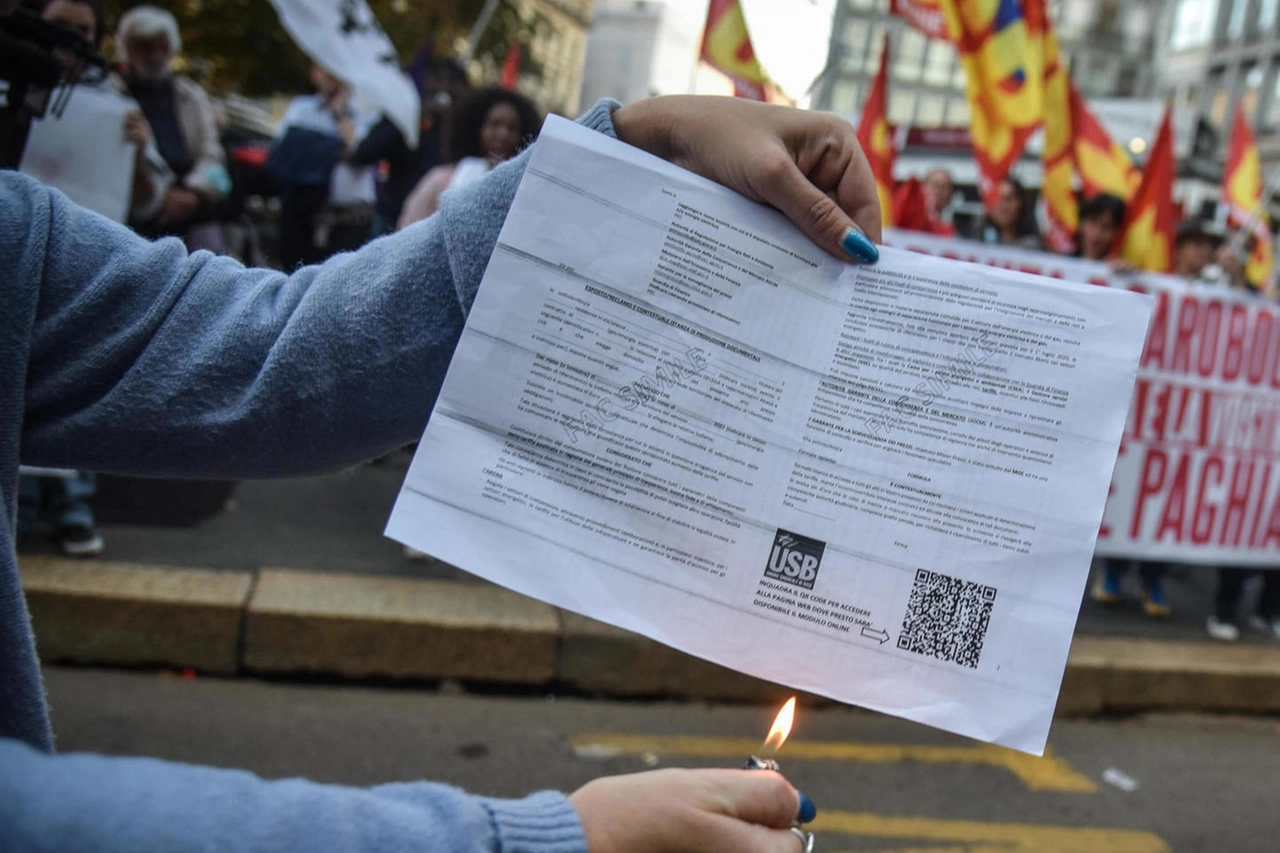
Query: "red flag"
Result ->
[[856, 34, 895, 228], [1116, 105, 1177, 272], [501, 43, 521, 89], [700, 0, 770, 101], [1222, 105, 1275, 290], [1070, 84, 1139, 201]]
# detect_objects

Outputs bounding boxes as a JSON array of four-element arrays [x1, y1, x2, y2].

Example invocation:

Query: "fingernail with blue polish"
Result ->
[[841, 226, 879, 264], [796, 790, 817, 824]]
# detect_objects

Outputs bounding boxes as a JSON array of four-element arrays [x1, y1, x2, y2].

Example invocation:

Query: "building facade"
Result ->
[[578, 0, 702, 107], [1157, 0, 1280, 169], [812, 0, 1164, 126]]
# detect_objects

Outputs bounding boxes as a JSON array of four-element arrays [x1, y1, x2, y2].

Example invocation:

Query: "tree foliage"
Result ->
[[102, 0, 542, 96]]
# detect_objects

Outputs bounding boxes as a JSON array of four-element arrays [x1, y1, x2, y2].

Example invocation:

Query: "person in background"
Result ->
[[892, 167, 956, 236], [1172, 216, 1223, 281], [979, 176, 1041, 250], [19, 0, 177, 559], [350, 58, 472, 236], [398, 87, 540, 229], [273, 65, 379, 269], [922, 168, 956, 232], [1074, 193, 1125, 261], [1207, 569, 1280, 641], [116, 5, 229, 251]]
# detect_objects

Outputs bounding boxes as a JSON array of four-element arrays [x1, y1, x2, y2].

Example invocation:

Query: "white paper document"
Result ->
[[20, 85, 135, 223], [388, 116, 1152, 754]]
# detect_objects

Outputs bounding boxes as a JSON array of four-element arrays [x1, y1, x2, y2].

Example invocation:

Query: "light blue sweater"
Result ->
[[0, 98, 623, 853]]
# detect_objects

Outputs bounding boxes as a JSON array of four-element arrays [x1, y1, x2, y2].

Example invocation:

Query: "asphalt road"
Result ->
[[43, 666, 1280, 852]]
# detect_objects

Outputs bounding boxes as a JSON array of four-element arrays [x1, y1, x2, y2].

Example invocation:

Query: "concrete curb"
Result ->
[[19, 558, 1280, 716]]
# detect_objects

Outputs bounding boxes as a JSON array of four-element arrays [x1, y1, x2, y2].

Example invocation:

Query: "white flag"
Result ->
[[268, 0, 420, 148]]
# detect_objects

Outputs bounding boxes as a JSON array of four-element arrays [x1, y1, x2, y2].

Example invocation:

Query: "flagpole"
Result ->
[[461, 0, 501, 66]]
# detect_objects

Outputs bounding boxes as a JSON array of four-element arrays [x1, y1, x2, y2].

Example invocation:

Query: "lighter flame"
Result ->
[[761, 697, 796, 756]]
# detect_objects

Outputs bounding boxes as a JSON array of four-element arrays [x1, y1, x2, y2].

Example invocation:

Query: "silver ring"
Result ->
[[790, 826, 815, 852]]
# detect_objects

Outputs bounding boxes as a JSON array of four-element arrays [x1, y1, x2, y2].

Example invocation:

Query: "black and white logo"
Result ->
[[764, 528, 825, 590]]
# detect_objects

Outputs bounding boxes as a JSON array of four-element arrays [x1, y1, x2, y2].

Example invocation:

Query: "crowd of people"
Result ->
[[17, 0, 547, 560]]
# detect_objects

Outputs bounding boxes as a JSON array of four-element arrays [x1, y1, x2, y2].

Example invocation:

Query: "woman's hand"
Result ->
[[612, 96, 880, 263], [123, 110, 151, 153], [569, 768, 812, 853]]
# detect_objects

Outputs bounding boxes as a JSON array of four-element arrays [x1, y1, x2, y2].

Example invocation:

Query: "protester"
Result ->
[[1074, 193, 1125, 261], [1207, 569, 1280, 641], [20, 0, 181, 558], [351, 57, 472, 236], [272, 64, 379, 269], [1, 92, 881, 851], [398, 87, 541, 229], [923, 168, 955, 226], [1172, 216, 1223, 281], [892, 168, 956, 236], [978, 176, 1041, 249], [1209, 232, 1257, 289], [117, 4, 229, 250]]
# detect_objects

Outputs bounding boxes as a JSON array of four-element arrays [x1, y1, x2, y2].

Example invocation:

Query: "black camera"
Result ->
[[0, 6, 109, 167]]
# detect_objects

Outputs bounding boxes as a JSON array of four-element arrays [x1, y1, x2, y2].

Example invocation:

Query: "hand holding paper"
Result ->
[[389, 113, 1151, 755], [614, 97, 882, 262]]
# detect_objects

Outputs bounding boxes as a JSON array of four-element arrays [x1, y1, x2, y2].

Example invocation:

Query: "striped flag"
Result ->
[[700, 0, 771, 101], [895, 0, 1043, 210], [1222, 105, 1275, 291], [1116, 105, 1177, 272], [1070, 84, 1140, 201], [856, 34, 895, 228]]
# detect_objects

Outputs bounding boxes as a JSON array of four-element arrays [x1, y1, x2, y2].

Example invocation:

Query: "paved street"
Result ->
[[28, 453, 1273, 645], [44, 666, 1280, 852]]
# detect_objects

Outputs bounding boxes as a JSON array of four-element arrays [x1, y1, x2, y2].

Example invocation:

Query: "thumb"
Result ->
[[755, 154, 880, 264]]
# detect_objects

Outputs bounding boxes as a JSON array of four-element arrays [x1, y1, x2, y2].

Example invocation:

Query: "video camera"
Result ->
[[0, 5, 109, 168]]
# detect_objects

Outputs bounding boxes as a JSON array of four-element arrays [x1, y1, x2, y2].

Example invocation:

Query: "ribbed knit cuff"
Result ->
[[481, 790, 587, 852], [577, 98, 622, 139]]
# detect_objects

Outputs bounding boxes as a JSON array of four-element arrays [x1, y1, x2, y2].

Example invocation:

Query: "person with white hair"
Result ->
[[116, 4, 229, 250]]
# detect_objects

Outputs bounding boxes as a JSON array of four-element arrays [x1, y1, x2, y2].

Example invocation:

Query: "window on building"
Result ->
[[916, 94, 946, 127], [945, 98, 970, 125], [1058, 0, 1094, 40], [893, 29, 926, 81], [1258, 0, 1279, 34], [921, 41, 954, 87], [1242, 64, 1265, 122], [1169, 0, 1219, 50], [830, 80, 861, 115], [1226, 0, 1249, 41], [1265, 71, 1280, 129], [888, 90, 917, 125]]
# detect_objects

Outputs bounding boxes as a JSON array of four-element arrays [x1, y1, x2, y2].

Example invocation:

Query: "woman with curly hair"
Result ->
[[398, 87, 541, 229]]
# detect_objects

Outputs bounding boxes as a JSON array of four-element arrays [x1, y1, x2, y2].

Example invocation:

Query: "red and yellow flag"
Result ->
[[1222, 105, 1275, 290], [897, 0, 1043, 209], [1116, 105, 1177, 272], [1069, 84, 1140, 201], [700, 0, 771, 101], [1037, 10, 1075, 253], [856, 34, 895, 228]]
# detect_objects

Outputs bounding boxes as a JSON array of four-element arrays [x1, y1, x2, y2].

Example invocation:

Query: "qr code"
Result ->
[[897, 569, 996, 669]]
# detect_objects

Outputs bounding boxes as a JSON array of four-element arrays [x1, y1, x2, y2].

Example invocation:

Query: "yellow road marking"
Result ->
[[569, 734, 1097, 792], [814, 810, 1169, 852]]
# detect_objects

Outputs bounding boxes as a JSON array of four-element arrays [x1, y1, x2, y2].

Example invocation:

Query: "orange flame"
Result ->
[[761, 696, 796, 756]]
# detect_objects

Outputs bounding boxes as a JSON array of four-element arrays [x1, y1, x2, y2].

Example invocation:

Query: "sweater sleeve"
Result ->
[[14, 100, 619, 478], [0, 738, 585, 853]]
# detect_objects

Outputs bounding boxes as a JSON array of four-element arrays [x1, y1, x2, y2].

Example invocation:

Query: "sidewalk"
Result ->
[[16, 453, 1280, 716]]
